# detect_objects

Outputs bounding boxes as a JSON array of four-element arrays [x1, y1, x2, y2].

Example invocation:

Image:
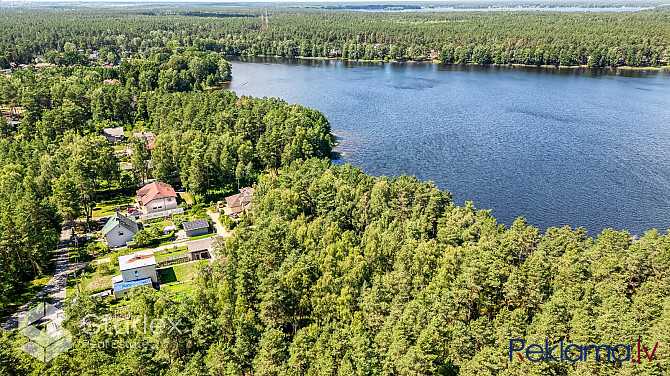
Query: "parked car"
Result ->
[[127, 208, 141, 215]]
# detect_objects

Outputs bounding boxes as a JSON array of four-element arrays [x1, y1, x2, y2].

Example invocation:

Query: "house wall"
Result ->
[[121, 265, 158, 283], [114, 288, 131, 299], [105, 225, 135, 248], [185, 227, 209, 238], [145, 197, 178, 213]]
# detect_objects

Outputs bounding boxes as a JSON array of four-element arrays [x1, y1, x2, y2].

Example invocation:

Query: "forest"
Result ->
[[0, 6, 670, 68], [0, 59, 331, 322], [2, 5, 670, 376], [4, 157, 670, 375]]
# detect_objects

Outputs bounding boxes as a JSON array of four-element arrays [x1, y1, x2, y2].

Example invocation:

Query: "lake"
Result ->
[[224, 57, 670, 235]]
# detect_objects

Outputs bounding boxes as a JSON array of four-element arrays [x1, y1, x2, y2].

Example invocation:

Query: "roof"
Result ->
[[101, 212, 139, 238], [136, 181, 177, 206], [183, 218, 209, 232], [225, 187, 254, 211], [113, 277, 152, 292], [103, 127, 124, 137], [118, 250, 156, 271], [187, 237, 212, 253]]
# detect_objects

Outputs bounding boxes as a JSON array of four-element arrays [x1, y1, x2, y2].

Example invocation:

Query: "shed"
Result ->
[[182, 218, 210, 238], [186, 237, 212, 261]]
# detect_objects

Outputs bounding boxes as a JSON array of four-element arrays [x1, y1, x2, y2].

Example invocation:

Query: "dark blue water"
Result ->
[[225, 57, 670, 235]]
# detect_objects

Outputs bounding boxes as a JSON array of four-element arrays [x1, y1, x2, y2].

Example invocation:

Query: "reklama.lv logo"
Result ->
[[510, 339, 658, 363]]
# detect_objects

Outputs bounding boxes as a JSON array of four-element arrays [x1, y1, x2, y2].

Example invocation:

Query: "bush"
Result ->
[[132, 229, 153, 247]]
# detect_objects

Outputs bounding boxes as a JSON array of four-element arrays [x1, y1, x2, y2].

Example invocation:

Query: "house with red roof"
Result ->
[[136, 181, 178, 213]]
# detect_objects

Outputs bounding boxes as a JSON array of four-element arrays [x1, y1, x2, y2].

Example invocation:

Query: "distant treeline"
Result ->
[[0, 7, 669, 68]]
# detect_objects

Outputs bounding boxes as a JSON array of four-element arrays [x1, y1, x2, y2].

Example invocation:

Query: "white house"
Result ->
[[102, 212, 139, 248], [113, 250, 157, 298], [136, 181, 178, 213]]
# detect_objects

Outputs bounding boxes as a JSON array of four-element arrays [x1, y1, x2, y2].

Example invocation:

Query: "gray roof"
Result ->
[[103, 127, 125, 137], [183, 218, 209, 231], [187, 237, 212, 253]]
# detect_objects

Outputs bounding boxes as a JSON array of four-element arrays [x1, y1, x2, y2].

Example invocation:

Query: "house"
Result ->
[[224, 187, 254, 216], [182, 219, 210, 238], [186, 237, 212, 261], [112, 277, 153, 299], [102, 126, 125, 143], [102, 212, 139, 248], [134, 131, 156, 151], [136, 181, 178, 213], [127, 131, 156, 156], [113, 250, 157, 298]]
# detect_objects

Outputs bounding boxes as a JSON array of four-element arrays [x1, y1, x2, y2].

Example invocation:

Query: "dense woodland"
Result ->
[[1, 7, 670, 67], [0, 60, 331, 319], [2, 5, 670, 376], [3, 158, 670, 375]]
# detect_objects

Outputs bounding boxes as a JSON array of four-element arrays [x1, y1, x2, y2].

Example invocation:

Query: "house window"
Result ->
[[167, 198, 172, 202], [135, 271, 139, 278]]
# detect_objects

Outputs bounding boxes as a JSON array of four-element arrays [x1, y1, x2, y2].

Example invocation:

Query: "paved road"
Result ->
[[1, 223, 72, 331]]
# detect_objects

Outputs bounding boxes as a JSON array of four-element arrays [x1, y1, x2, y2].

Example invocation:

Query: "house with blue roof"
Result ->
[[112, 250, 157, 298]]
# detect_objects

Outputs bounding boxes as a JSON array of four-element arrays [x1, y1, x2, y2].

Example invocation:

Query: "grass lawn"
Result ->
[[91, 194, 135, 218], [178, 191, 194, 205], [161, 281, 196, 295], [0, 274, 52, 322], [66, 251, 125, 298], [188, 233, 217, 241], [157, 260, 209, 285], [154, 246, 188, 259]]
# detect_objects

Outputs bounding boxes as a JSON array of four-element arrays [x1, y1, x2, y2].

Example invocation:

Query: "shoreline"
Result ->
[[231, 54, 670, 71]]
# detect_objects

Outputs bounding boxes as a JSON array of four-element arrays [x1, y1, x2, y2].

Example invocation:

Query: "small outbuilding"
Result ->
[[186, 237, 212, 261], [182, 218, 210, 238]]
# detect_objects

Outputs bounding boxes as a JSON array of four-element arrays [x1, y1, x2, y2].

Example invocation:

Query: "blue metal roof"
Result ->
[[113, 277, 152, 292]]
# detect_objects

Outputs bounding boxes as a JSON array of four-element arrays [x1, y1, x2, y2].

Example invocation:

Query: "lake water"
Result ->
[[225, 57, 670, 235]]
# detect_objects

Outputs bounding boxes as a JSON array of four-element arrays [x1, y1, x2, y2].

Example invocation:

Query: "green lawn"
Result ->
[[66, 250, 128, 298], [154, 246, 188, 259], [157, 260, 208, 286], [91, 194, 135, 218], [161, 281, 196, 295]]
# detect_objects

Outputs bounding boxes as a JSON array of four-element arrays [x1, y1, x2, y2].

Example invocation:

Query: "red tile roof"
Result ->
[[136, 182, 177, 206]]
